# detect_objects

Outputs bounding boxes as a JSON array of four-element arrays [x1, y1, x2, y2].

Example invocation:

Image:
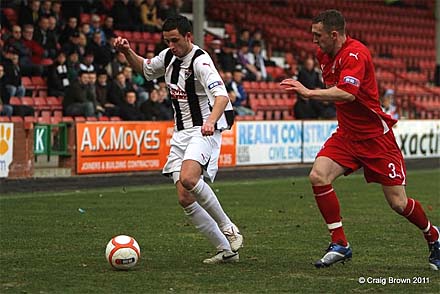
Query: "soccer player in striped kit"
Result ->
[[281, 10, 439, 270], [114, 15, 243, 264]]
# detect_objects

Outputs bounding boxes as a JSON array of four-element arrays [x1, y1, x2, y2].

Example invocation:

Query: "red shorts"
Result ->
[[317, 130, 406, 186]]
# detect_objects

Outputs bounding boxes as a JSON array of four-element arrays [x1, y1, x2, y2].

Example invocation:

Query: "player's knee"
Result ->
[[309, 169, 325, 186], [179, 175, 198, 191], [387, 197, 406, 214]]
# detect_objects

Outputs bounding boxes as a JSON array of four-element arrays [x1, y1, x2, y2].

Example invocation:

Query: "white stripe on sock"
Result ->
[[403, 198, 415, 217], [327, 222, 342, 230], [315, 188, 334, 197], [423, 221, 431, 233]]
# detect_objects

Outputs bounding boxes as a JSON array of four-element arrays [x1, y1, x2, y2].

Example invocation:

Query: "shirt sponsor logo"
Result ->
[[343, 76, 360, 87], [208, 80, 223, 90]]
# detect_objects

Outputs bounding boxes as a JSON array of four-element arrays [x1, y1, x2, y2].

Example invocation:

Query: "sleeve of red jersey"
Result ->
[[336, 51, 366, 96]]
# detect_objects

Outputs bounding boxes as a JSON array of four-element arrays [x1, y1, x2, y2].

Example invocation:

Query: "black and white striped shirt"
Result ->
[[142, 45, 234, 131]]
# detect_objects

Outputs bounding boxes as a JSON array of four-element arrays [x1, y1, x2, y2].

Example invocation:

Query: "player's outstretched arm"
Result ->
[[113, 36, 145, 74], [201, 95, 229, 136], [280, 79, 354, 102]]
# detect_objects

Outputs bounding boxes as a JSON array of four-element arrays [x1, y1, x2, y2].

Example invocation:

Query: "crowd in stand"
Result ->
[[1, 0, 336, 121]]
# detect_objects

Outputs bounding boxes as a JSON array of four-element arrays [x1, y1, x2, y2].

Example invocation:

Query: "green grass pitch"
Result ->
[[1, 169, 439, 293]]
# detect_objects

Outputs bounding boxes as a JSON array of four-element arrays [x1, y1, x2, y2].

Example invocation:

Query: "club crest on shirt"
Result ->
[[184, 69, 192, 80], [343, 75, 360, 87]]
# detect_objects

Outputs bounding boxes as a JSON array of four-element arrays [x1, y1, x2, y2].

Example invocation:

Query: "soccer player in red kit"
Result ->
[[280, 9, 439, 270]]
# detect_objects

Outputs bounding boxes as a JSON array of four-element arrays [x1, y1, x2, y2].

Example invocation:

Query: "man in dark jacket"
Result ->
[[63, 71, 95, 117], [119, 90, 144, 121]]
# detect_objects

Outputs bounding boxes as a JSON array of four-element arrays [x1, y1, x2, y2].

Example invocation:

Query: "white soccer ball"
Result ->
[[105, 235, 140, 270]]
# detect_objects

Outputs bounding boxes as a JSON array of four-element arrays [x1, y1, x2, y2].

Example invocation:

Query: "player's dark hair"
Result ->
[[312, 9, 345, 34], [162, 15, 192, 36]]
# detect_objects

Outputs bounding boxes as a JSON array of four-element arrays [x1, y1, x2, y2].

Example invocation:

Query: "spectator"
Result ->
[[140, 88, 173, 121], [5, 24, 42, 76], [40, 0, 53, 18], [218, 41, 237, 73], [206, 39, 222, 69], [63, 70, 95, 117], [0, 9, 12, 32], [86, 31, 112, 69], [0, 64, 13, 117], [122, 65, 148, 106], [48, 16, 60, 43], [96, 0, 115, 16], [47, 51, 69, 97], [0, 59, 34, 117], [237, 29, 251, 48], [95, 69, 119, 117], [140, 0, 162, 33], [87, 71, 104, 115], [250, 29, 267, 57], [89, 14, 107, 45], [157, 0, 171, 21], [2, 49, 26, 99], [66, 50, 81, 82], [102, 16, 115, 40], [33, 16, 57, 58], [380, 89, 399, 120], [79, 50, 95, 73], [112, 0, 136, 31], [237, 41, 261, 81], [226, 67, 255, 116], [59, 17, 78, 44], [119, 89, 145, 121], [50, 1, 64, 31], [61, 30, 80, 56], [246, 41, 269, 81], [21, 24, 45, 66], [79, 22, 93, 41], [19, 0, 41, 26], [167, 0, 184, 17], [105, 51, 128, 78], [108, 71, 130, 106], [293, 57, 327, 119]]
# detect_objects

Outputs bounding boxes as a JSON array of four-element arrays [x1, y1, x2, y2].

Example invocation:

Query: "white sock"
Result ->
[[183, 202, 230, 251], [190, 179, 233, 232]]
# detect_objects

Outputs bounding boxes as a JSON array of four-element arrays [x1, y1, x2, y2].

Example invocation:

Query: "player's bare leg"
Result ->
[[383, 185, 440, 270], [309, 156, 352, 267]]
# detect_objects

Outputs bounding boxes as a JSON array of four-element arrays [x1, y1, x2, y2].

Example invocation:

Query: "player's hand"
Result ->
[[113, 36, 130, 54], [201, 121, 215, 136], [280, 79, 311, 98]]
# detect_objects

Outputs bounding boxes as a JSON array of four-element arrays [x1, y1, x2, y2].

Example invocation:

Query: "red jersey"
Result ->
[[316, 37, 397, 140]]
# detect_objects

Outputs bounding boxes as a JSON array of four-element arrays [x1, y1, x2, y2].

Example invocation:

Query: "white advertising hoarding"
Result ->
[[236, 121, 302, 165], [302, 121, 338, 163], [0, 123, 14, 178], [393, 120, 440, 159]]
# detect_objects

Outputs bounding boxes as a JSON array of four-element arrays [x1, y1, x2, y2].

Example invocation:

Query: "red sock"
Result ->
[[400, 198, 439, 243], [313, 184, 348, 246]]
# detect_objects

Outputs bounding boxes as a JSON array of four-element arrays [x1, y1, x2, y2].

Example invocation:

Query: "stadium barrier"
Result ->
[[0, 120, 439, 178]]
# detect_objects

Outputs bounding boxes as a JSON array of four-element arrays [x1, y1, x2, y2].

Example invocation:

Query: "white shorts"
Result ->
[[162, 127, 222, 183]]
